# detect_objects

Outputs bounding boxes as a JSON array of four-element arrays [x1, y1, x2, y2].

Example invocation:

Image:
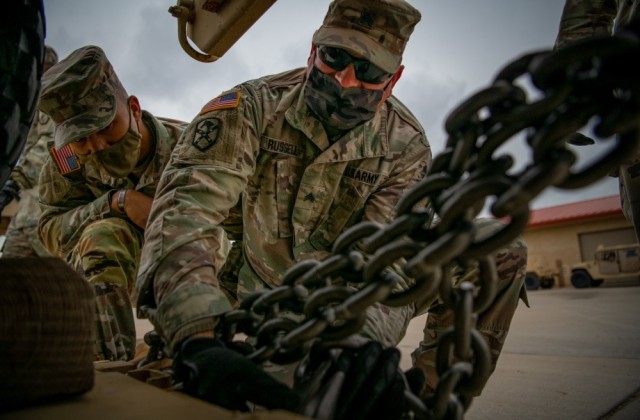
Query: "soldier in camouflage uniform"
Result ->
[[136, 0, 527, 407], [37, 45, 189, 362], [555, 0, 640, 241], [555, 0, 638, 45], [0, 46, 58, 258]]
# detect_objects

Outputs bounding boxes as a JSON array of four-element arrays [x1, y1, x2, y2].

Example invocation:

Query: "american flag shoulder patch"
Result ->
[[199, 91, 241, 115], [49, 144, 80, 175]]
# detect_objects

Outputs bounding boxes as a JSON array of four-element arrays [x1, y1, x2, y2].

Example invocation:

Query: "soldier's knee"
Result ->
[[473, 218, 528, 277], [490, 237, 528, 310], [496, 235, 527, 271], [74, 218, 142, 266], [81, 217, 131, 238], [77, 218, 139, 251]]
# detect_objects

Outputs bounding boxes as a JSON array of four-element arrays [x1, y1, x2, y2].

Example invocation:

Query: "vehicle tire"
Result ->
[[540, 276, 555, 289], [525, 272, 541, 290], [571, 269, 592, 289], [0, 0, 45, 186]]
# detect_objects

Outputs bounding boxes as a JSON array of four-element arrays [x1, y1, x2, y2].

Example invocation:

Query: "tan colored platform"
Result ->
[[3, 371, 306, 420]]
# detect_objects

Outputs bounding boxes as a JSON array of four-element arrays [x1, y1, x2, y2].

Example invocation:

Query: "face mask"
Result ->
[[94, 106, 142, 178], [304, 65, 385, 131]]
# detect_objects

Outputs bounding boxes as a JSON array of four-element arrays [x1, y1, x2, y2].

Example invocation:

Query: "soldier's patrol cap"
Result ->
[[39, 45, 126, 149], [312, 0, 421, 73], [44, 45, 58, 69]]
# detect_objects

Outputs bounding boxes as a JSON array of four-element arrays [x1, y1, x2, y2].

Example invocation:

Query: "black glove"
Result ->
[[295, 340, 425, 420], [0, 179, 20, 215], [172, 337, 300, 412]]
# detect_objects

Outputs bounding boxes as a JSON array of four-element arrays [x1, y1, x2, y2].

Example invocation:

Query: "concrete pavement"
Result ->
[[133, 285, 640, 419], [397, 286, 640, 419]]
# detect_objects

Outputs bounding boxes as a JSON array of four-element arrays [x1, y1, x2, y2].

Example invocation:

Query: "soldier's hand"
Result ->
[[295, 340, 424, 420], [173, 337, 300, 412], [112, 189, 153, 229], [0, 179, 20, 215]]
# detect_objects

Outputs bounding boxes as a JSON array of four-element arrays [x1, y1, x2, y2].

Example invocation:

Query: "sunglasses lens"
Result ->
[[319, 46, 391, 84], [319, 46, 349, 71], [355, 61, 390, 84]]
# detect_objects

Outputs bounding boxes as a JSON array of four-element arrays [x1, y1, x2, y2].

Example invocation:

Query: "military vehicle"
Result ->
[[169, 0, 276, 62], [570, 243, 640, 288], [524, 269, 556, 291]]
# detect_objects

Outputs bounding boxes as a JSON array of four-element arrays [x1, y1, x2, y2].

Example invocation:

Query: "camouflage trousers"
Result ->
[[1, 223, 51, 258], [68, 217, 143, 362], [411, 219, 529, 398]]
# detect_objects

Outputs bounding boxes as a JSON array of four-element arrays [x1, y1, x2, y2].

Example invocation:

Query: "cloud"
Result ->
[[42, 0, 618, 209], [395, 68, 467, 153]]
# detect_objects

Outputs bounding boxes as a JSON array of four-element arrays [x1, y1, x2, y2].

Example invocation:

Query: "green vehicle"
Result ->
[[570, 244, 640, 289]]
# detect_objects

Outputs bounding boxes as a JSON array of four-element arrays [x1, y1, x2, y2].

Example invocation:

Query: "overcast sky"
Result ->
[[42, 0, 618, 211]]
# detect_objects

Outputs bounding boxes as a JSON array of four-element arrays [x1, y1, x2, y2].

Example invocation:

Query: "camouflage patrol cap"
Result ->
[[39, 45, 126, 148], [44, 45, 58, 69], [312, 0, 421, 73]]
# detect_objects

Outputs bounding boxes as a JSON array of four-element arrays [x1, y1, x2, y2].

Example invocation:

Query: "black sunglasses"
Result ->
[[317, 46, 393, 84]]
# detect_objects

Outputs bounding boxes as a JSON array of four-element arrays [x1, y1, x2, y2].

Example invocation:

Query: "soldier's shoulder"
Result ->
[[37, 110, 52, 126], [386, 96, 424, 133], [142, 113, 186, 154], [45, 142, 83, 181], [385, 96, 428, 147], [197, 68, 305, 117], [156, 115, 188, 132], [244, 67, 306, 90]]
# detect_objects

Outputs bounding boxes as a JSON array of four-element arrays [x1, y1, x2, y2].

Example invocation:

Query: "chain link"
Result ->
[[209, 30, 640, 419]]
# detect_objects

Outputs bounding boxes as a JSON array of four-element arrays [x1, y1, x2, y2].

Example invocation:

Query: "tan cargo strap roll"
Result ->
[[0, 257, 95, 408]]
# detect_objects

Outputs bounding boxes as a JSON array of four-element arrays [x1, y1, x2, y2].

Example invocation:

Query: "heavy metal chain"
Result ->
[[203, 29, 640, 419]]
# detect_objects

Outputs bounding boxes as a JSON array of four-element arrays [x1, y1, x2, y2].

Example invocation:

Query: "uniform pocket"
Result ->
[[275, 158, 303, 238], [308, 179, 368, 250]]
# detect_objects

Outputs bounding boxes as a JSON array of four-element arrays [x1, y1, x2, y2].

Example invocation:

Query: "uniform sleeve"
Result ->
[[135, 87, 262, 350], [359, 125, 432, 346], [364, 130, 431, 226], [11, 111, 54, 189], [554, 0, 618, 49], [38, 157, 113, 257]]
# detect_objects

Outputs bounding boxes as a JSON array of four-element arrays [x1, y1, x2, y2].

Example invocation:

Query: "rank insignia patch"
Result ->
[[49, 144, 80, 175], [199, 91, 240, 115], [193, 117, 222, 152]]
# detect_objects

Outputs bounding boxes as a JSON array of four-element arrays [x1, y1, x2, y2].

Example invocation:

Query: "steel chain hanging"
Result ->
[[205, 29, 640, 419]]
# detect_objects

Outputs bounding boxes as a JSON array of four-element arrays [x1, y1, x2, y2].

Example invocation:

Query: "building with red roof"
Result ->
[[528, 195, 624, 229], [523, 195, 635, 287]]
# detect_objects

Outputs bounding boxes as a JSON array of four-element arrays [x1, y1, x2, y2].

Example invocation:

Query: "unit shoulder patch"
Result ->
[[199, 91, 241, 115], [49, 144, 81, 176], [192, 117, 222, 152]]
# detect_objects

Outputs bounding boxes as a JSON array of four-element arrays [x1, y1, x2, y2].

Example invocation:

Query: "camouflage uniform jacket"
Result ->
[[555, 0, 639, 48], [136, 67, 432, 350], [10, 110, 55, 229], [38, 111, 186, 257]]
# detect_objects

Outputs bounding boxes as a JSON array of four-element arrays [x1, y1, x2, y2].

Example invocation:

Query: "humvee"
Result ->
[[570, 243, 640, 288]]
